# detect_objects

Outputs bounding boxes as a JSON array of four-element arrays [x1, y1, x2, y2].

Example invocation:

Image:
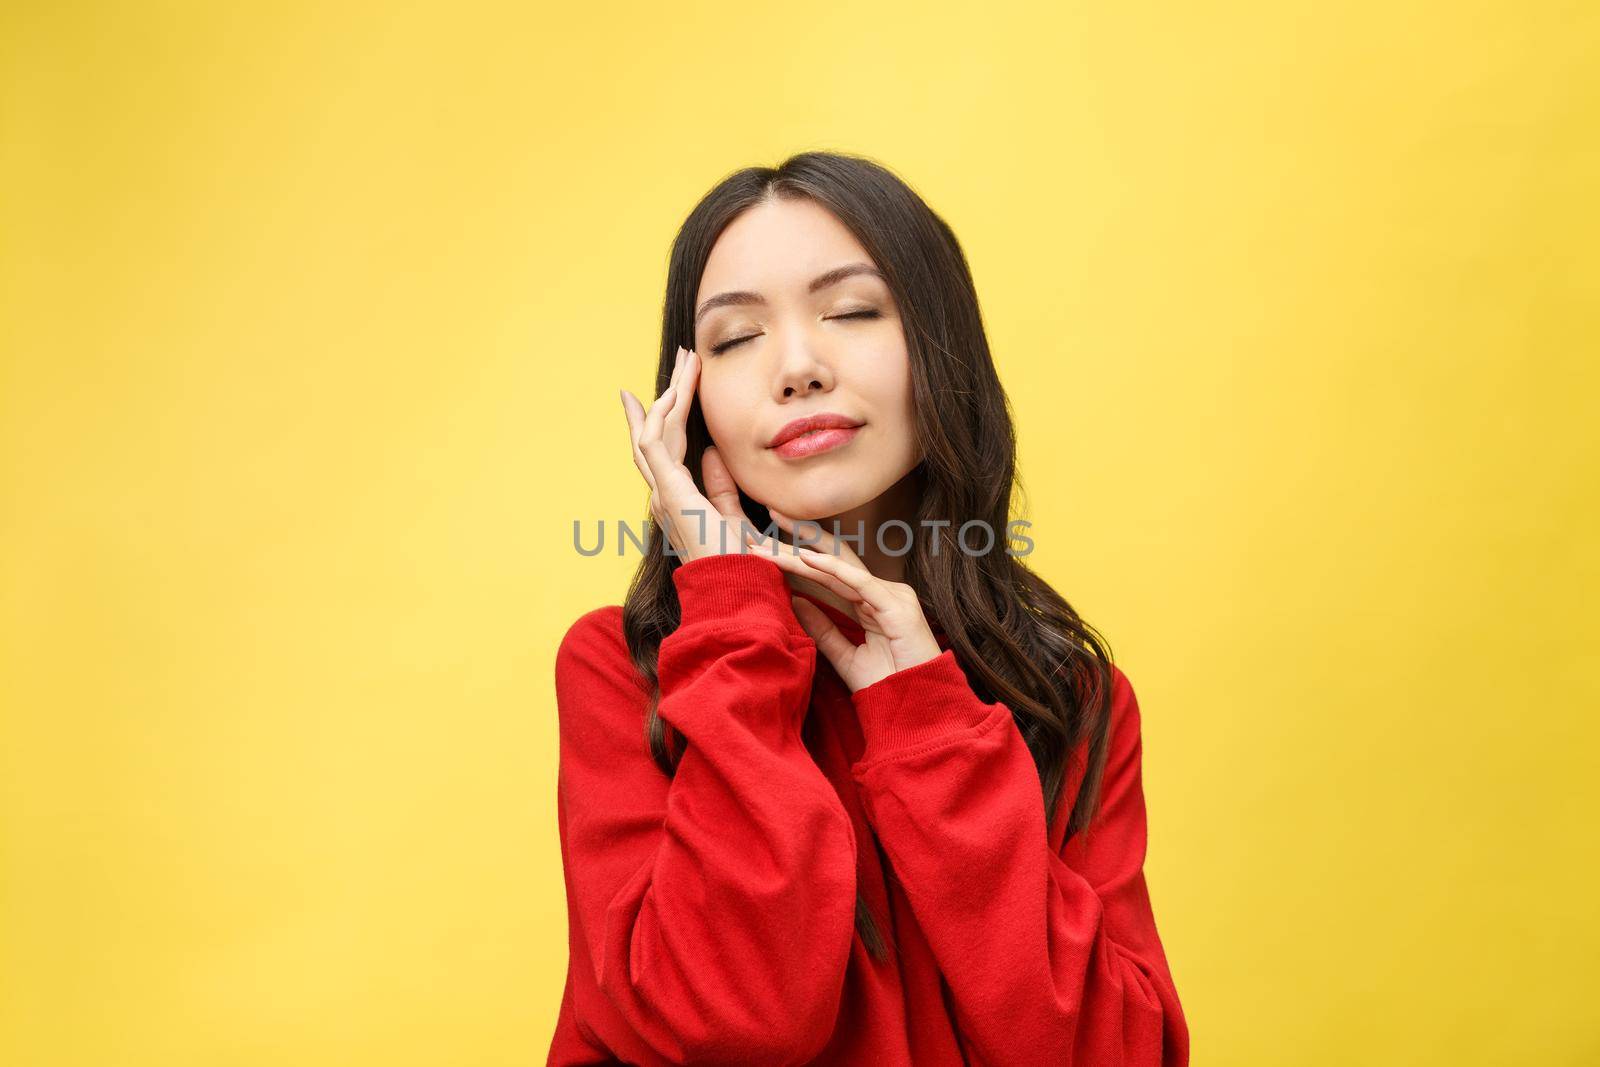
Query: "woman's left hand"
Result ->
[[761, 507, 943, 693]]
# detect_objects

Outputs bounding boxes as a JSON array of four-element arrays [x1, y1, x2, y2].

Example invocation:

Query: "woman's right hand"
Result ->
[[621, 345, 785, 565]]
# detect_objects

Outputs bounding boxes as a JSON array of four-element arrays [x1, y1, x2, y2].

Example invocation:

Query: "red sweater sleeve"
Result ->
[[553, 552, 858, 1066], [848, 651, 1190, 1066]]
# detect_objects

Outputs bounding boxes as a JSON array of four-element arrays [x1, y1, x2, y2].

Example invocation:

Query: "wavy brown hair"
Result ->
[[620, 150, 1116, 963]]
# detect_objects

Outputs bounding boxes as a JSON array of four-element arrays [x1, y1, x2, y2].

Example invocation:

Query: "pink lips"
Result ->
[[767, 412, 864, 459]]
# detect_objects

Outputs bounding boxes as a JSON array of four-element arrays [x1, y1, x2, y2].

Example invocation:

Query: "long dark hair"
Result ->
[[620, 150, 1116, 963]]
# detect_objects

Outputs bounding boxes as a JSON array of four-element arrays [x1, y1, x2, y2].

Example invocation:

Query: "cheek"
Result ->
[[863, 347, 915, 421], [864, 348, 919, 460], [696, 377, 748, 448]]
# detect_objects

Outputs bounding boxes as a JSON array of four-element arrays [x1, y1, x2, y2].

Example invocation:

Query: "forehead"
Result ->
[[696, 197, 877, 302]]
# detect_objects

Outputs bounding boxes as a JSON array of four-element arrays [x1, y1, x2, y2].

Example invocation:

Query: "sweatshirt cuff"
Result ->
[[672, 552, 808, 639], [851, 649, 1000, 766]]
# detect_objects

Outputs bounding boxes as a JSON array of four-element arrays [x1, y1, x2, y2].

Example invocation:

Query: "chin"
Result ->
[[760, 478, 884, 523]]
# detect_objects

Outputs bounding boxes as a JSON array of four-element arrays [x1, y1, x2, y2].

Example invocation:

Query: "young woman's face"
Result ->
[[691, 196, 920, 520]]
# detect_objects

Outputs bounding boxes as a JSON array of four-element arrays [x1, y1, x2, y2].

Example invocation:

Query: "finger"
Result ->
[[638, 349, 693, 555], [649, 346, 684, 414], [637, 390, 677, 496], [659, 349, 685, 432], [620, 390, 657, 492], [665, 348, 698, 442], [657, 359, 693, 473], [702, 446, 740, 515], [703, 448, 787, 557], [646, 460, 706, 542], [792, 596, 860, 666], [663, 344, 685, 394], [772, 548, 865, 604], [701, 447, 764, 551], [795, 547, 898, 614], [745, 522, 795, 557], [646, 376, 678, 427], [640, 385, 677, 465], [751, 532, 818, 570], [643, 380, 683, 445], [767, 506, 867, 569]]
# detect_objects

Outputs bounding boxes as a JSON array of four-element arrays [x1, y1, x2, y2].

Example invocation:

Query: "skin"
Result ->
[[621, 196, 944, 691]]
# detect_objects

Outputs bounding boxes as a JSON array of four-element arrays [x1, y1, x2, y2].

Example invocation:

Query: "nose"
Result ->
[[772, 326, 835, 401]]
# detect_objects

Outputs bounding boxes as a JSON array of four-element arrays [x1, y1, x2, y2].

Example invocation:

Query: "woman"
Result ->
[[548, 151, 1189, 1066]]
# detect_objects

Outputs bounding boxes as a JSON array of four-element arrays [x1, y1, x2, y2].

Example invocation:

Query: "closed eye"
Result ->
[[709, 333, 760, 355], [707, 309, 882, 356]]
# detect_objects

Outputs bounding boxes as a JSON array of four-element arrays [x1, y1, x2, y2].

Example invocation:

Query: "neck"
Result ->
[[786, 469, 922, 622]]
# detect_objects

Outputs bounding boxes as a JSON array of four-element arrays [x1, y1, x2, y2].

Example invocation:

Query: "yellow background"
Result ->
[[3, 2, 1597, 1064]]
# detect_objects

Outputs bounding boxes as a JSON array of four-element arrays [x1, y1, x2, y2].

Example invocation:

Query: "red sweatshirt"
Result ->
[[547, 551, 1188, 1066]]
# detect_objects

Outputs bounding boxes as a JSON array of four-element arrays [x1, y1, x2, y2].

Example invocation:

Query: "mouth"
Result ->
[[767, 413, 865, 459]]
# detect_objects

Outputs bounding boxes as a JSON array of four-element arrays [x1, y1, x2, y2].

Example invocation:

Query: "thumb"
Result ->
[[792, 597, 857, 671], [701, 445, 745, 519]]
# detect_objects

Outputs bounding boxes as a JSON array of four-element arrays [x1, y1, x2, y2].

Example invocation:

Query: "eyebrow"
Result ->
[[694, 262, 886, 326]]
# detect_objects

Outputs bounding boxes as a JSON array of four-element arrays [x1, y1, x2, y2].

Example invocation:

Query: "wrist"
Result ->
[[851, 650, 997, 766], [672, 551, 809, 638]]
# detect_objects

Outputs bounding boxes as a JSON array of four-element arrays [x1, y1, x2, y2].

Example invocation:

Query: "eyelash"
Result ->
[[708, 309, 882, 356]]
